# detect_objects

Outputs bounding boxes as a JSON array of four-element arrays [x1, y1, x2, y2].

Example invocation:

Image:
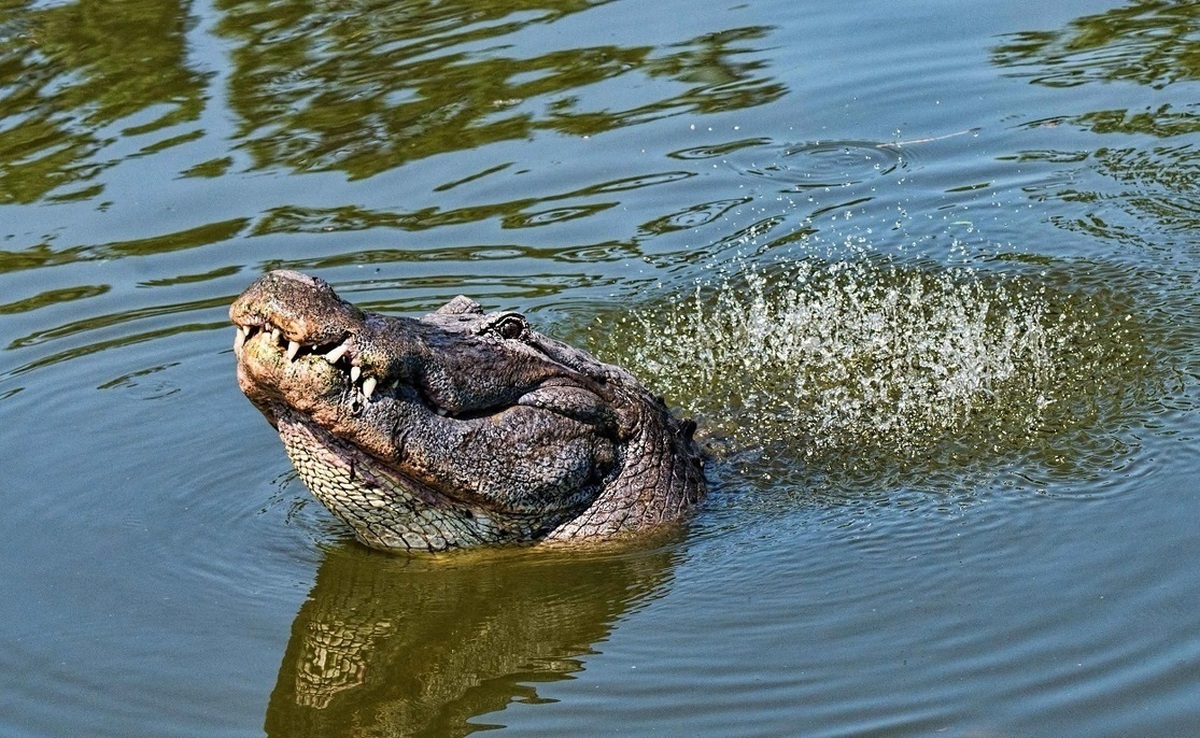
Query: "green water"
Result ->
[[2, 0, 1199, 736]]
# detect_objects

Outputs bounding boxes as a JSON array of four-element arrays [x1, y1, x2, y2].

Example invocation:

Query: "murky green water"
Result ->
[[2, 0, 1199, 735]]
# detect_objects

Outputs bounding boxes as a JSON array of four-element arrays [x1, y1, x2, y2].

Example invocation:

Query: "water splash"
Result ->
[[590, 255, 1155, 491]]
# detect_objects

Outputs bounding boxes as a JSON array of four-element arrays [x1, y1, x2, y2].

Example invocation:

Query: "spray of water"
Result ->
[[590, 254, 1153, 490]]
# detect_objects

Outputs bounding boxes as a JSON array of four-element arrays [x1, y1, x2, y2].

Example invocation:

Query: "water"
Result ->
[[2, 0, 1199, 736]]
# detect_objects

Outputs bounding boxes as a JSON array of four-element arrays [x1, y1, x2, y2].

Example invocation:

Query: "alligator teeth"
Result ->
[[234, 326, 247, 353], [271, 327, 281, 342], [286, 340, 301, 361], [436, 408, 448, 417], [350, 366, 362, 383], [324, 343, 350, 364], [362, 376, 377, 400]]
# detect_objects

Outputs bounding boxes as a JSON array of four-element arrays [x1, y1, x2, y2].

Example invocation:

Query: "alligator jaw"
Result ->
[[273, 410, 529, 552]]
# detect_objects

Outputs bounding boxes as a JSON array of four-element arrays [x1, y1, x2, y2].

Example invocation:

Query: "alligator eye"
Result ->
[[494, 315, 527, 340]]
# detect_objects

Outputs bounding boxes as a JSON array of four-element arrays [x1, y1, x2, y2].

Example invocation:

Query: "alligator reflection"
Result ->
[[265, 542, 677, 737]]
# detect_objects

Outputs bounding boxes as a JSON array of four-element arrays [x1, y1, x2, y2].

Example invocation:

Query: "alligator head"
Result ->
[[230, 270, 705, 552]]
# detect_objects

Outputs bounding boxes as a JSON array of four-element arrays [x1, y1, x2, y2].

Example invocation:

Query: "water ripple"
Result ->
[[668, 137, 773, 160], [502, 202, 615, 228], [643, 197, 752, 233], [574, 170, 697, 194], [743, 140, 906, 189]]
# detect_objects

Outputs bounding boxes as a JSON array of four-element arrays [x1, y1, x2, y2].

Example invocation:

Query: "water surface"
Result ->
[[2, 0, 1198, 736]]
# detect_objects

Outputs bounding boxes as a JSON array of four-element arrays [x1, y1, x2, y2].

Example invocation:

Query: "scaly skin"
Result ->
[[230, 271, 705, 552]]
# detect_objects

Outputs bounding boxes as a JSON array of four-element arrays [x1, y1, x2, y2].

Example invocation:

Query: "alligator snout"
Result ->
[[230, 270, 364, 350]]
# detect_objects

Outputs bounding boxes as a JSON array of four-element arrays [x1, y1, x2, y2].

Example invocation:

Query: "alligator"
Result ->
[[231, 270, 705, 552]]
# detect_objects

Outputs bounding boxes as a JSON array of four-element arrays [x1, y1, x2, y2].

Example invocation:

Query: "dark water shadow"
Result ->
[[264, 541, 678, 737]]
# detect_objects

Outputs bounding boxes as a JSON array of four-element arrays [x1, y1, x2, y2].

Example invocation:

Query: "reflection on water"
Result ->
[[0, 0, 205, 204], [265, 543, 676, 737], [0, 0, 789, 279], [993, 2, 1200, 249], [216, 0, 783, 178], [993, 1, 1200, 91]]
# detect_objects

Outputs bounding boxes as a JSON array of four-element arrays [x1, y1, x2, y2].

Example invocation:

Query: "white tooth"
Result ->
[[286, 340, 301, 361], [350, 366, 362, 383], [234, 327, 246, 353], [362, 376, 377, 399], [324, 343, 350, 364], [271, 327, 281, 342], [436, 408, 448, 417]]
